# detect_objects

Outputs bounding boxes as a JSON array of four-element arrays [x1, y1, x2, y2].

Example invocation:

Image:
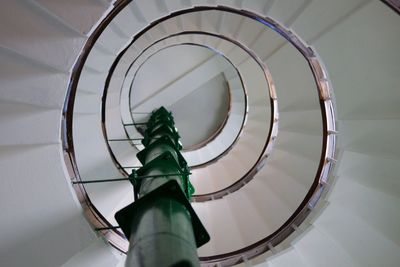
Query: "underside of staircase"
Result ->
[[0, 1, 399, 267]]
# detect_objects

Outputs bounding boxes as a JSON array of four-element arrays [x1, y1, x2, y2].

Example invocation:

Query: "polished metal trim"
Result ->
[[111, 29, 273, 174], [64, 3, 336, 265], [110, 6, 335, 265], [62, 0, 132, 254], [382, 0, 400, 14], [192, 7, 336, 267], [108, 29, 275, 200], [124, 42, 243, 154], [122, 37, 250, 162]]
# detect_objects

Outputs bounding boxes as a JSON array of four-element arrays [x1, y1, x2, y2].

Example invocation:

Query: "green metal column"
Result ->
[[115, 107, 209, 267]]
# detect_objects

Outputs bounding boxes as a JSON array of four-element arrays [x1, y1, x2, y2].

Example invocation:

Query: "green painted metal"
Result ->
[[115, 107, 209, 267], [72, 172, 190, 184]]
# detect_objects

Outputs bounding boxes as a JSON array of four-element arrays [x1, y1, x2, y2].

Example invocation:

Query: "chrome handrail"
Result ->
[[106, 30, 275, 199], [121, 38, 249, 165], [124, 43, 241, 154], [63, 3, 337, 265]]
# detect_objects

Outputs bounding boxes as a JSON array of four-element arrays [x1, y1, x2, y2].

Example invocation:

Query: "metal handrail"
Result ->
[[106, 30, 276, 200], [63, 2, 337, 266], [124, 42, 239, 154], [122, 38, 249, 166]]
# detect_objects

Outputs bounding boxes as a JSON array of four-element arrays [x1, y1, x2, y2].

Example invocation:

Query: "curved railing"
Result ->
[[62, 0, 132, 254], [103, 11, 278, 200], [62, 2, 337, 265], [123, 40, 247, 164], [105, 29, 275, 199], [117, 32, 268, 165]]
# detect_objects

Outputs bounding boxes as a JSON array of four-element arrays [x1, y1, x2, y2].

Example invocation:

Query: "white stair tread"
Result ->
[[340, 119, 400, 160], [85, 45, 117, 73], [242, 0, 274, 16], [314, 204, 400, 267], [337, 150, 400, 199], [0, 102, 60, 145], [96, 24, 129, 54], [74, 91, 100, 114], [190, 168, 217, 194], [256, 164, 309, 211], [0, 2, 398, 266], [279, 110, 322, 136], [61, 237, 120, 267], [268, 0, 311, 27], [251, 28, 286, 62], [328, 177, 400, 246], [267, 149, 318, 189], [313, 1, 400, 121], [235, 16, 265, 46], [266, 45, 320, 112], [0, 0, 85, 71], [239, 179, 293, 234], [73, 114, 122, 179], [291, 0, 368, 43], [0, 48, 68, 108], [293, 225, 355, 267], [0, 144, 96, 266], [226, 189, 274, 245], [274, 131, 322, 162], [268, 247, 308, 267], [132, 0, 169, 25], [195, 198, 245, 256], [35, 0, 111, 35], [78, 67, 108, 94], [111, 5, 147, 38]]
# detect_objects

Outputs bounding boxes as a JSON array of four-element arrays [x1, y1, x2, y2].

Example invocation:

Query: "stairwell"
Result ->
[[0, 1, 399, 267]]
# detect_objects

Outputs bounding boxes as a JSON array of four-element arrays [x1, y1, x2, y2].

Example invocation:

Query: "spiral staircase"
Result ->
[[1, 0, 399, 266]]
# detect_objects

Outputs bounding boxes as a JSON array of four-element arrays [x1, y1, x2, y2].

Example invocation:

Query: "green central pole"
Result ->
[[115, 107, 209, 267]]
